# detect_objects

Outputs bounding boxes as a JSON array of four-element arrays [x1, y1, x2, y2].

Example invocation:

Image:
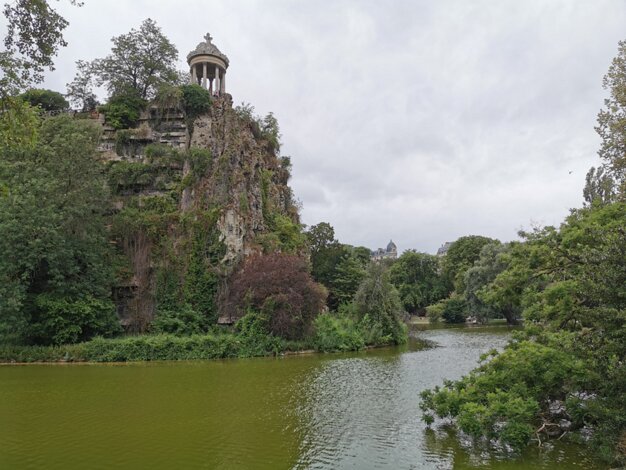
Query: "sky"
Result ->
[[20, 0, 626, 253]]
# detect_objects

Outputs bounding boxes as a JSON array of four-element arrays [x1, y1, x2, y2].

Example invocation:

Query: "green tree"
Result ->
[[595, 39, 626, 198], [20, 88, 68, 112], [0, 115, 120, 345], [354, 263, 407, 344], [389, 250, 447, 315], [463, 242, 517, 324], [331, 252, 366, 307], [68, 18, 179, 102], [441, 235, 497, 293]]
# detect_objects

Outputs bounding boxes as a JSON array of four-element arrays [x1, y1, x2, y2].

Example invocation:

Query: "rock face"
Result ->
[[185, 95, 298, 261], [105, 94, 301, 330]]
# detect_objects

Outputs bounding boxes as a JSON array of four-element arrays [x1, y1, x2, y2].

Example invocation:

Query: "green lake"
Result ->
[[0, 325, 605, 469]]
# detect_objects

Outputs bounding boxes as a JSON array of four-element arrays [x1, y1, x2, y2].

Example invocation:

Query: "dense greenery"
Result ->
[[0, 116, 120, 345], [389, 250, 447, 314]]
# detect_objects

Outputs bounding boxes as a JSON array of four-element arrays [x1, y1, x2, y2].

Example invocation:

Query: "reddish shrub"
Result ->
[[227, 253, 327, 340]]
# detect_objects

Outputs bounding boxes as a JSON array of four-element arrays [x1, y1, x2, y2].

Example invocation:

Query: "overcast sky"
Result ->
[[26, 0, 626, 253]]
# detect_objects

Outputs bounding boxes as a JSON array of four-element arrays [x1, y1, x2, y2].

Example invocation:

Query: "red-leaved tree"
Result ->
[[227, 253, 327, 340]]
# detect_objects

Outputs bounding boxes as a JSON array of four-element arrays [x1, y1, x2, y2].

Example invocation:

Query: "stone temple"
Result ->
[[187, 33, 229, 95]]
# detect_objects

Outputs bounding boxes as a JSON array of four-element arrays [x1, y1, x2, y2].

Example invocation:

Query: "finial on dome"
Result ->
[[204, 33, 213, 43]]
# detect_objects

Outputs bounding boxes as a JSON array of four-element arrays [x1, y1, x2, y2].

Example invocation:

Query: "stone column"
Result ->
[[202, 63, 207, 88], [214, 65, 220, 94], [220, 70, 225, 93], [191, 65, 197, 85], [209, 78, 213, 94]]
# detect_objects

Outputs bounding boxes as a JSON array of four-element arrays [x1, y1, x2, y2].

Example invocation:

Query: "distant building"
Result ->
[[437, 242, 452, 256], [371, 240, 398, 261]]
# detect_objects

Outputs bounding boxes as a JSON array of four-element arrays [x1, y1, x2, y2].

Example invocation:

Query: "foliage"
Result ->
[[68, 19, 179, 101], [463, 242, 516, 323], [354, 263, 408, 344], [1, 0, 80, 97], [426, 300, 446, 323], [420, 341, 584, 450], [65, 59, 98, 111], [0, 115, 118, 345], [389, 250, 447, 314], [595, 39, 626, 199], [99, 91, 146, 129], [0, 96, 40, 149], [227, 253, 327, 340], [440, 296, 468, 324], [150, 304, 205, 336], [306, 222, 368, 309], [180, 84, 211, 119], [313, 312, 365, 352], [441, 235, 498, 293], [423, 203, 626, 463], [20, 88, 68, 111]]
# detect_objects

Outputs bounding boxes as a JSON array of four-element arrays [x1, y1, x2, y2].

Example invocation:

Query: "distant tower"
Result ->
[[187, 33, 229, 94]]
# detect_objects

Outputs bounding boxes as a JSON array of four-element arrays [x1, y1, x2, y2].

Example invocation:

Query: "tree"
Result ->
[[354, 263, 407, 344], [20, 88, 68, 112], [227, 253, 327, 340], [0, 115, 120, 345], [331, 252, 366, 307], [463, 242, 516, 324], [65, 60, 98, 111], [69, 18, 179, 102], [389, 250, 447, 315], [595, 39, 626, 198], [441, 235, 498, 293], [1, 0, 80, 97]]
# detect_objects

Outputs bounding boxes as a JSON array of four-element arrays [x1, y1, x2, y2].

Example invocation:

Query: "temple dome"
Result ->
[[187, 33, 229, 67]]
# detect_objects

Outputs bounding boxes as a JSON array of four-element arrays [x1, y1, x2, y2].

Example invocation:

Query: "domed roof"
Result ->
[[386, 240, 397, 252], [187, 33, 229, 66]]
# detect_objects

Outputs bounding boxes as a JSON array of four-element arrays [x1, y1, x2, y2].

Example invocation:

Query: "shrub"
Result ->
[[99, 92, 147, 129], [227, 253, 327, 340], [441, 297, 468, 323], [150, 304, 205, 336], [313, 313, 365, 352], [180, 84, 211, 119], [426, 300, 446, 323]]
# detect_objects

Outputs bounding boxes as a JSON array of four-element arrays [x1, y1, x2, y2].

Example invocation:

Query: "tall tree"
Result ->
[[389, 250, 447, 315], [68, 18, 179, 101], [0, 115, 119, 345], [441, 235, 498, 293], [595, 39, 626, 199]]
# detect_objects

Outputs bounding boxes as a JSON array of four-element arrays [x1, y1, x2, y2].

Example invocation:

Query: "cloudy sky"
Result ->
[[30, 0, 626, 253]]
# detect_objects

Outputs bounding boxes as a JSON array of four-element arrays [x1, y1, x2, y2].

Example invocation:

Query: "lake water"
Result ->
[[0, 325, 604, 469]]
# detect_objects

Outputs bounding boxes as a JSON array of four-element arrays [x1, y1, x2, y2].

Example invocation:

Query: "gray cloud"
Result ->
[[12, 0, 626, 252]]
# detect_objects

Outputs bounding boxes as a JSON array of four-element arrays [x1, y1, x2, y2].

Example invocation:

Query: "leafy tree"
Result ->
[[65, 60, 98, 111], [227, 253, 327, 340], [20, 88, 68, 112], [595, 39, 626, 198], [331, 252, 367, 307], [441, 235, 498, 293], [354, 262, 407, 344], [1, 0, 80, 97], [463, 242, 516, 323], [0, 115, 120, 345], [68, 18, 178, 102], [389, 250, 447, 314]]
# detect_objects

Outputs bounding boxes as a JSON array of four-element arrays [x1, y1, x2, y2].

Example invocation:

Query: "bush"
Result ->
[[313, 313, 365, 352], [180, 84, 211, 119], [150, 304, 205, 336], [27, 295, 121, 346], [441, 297, 468, 323], [227, 253, 327, 340], [426, 300, 446, 323], [99, 92, 147, 129]]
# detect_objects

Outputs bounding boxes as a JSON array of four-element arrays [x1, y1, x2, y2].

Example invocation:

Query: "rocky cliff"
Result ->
[[102, 93, 303, 331]]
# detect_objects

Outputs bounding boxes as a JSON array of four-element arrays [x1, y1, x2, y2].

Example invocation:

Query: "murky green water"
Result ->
[[0, 325, 604, 469]]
